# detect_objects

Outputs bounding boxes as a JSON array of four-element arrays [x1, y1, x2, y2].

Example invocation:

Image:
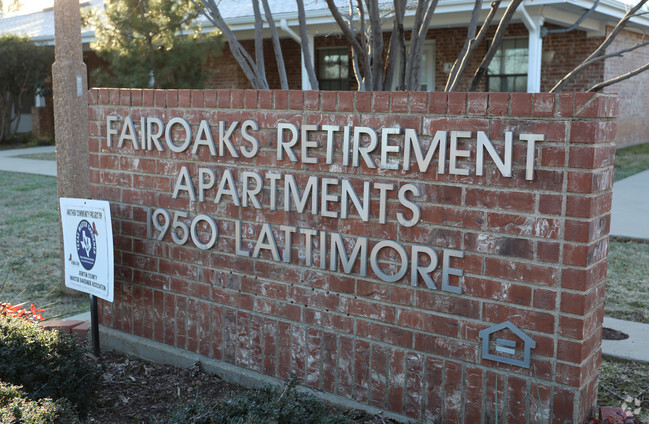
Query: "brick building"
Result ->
[[1, 0, 648, 147]]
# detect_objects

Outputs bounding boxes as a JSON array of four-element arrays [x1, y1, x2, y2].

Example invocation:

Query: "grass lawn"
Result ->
[[606, 241, 649, 323], [615, 142, 649, 182], [599, 358, 649, 422], [0, 171, 88, 319]]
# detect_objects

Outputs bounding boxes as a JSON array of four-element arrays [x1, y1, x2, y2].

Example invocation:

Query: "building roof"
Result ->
[[0, 0, 103, 44], [1, 0, 648, 44]]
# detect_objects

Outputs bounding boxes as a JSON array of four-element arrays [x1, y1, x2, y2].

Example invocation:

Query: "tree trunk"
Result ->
[[261, 0, 289, 89], [468, 0, 522, 92], [446, 0, 501, 92], [406, 0, 439, 91], [296, 0, 319, 90], [252, 0, 266, 84], [192, 0, 268, 89]]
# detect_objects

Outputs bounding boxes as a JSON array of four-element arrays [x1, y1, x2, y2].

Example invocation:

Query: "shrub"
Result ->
[[163, 375, 353, 424], [0, 314, 102, 415], [0, 380, 77, 424]]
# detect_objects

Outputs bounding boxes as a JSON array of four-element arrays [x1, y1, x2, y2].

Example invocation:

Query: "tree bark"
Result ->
[[383, 0, 407, 90], [252, 0, 266, 85], [261, 0, 289, 89], [446, 0, 500, 92], [325, 0, 371, 89], [406, 0, 439, 90], [296, 0, 319, 90], [192, 0, 268, 89], [367, 0, 384, 90]]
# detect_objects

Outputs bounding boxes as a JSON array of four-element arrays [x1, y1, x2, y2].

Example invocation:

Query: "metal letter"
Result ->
[[380, 127, 401, 170], [172, 166, 196, 201], [353, 126, 378, 168], [118, 115, 140, 150], [476, 131, 512, 177], [329, 232, 368, 276], [106, 115, 119, 147], [411, 245, 439, 289], [301, 124, 319, 164], [320, 178, 339, 218], [218, 121, 240, 157], [299, 228, 318, 266], [370, 240, 408, 283], [280, 225, 297, 263], [235, 220, 250, 257], [277, 122, 299, 161], [253, 223, 281, 261], [520, 133, 544, 181], [241, 120, 260, 158], [241, 171, 263, 209], [198, 168, 216, 202], [192, 120, 217, 156], [403, 129, 447, 173], [341, 179, 370, 221], [164, 117, 191, 153], [322, 125, 340, 164], [374, 182, 394, 224], [397, 183, 421, 227], [146, 117, 165, 151], [214, 169, 241, 206], [442, 248, 464, 294]]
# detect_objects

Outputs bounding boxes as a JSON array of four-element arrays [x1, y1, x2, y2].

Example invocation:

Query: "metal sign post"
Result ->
[[60, 198, 114, 357]]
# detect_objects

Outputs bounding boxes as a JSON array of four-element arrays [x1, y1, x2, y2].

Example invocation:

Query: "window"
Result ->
[[390, 40, 435, 91], [317, 47, 350, 90], [487, 37, 528, 92]]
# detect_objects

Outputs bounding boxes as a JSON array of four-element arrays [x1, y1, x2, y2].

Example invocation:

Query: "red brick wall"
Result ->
[[204, 38, 303, 90], [603, 28, 649, 148], [88, 88, 616, 423]]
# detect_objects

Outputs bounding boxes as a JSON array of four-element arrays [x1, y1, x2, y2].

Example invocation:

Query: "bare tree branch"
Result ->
[[325, 0, 371, 90], [383, 0, 407, 90], [468, 0, 523, 92], [577, 39, 649, 69], [296, 0, 319, 90], [551, 0, 649, 92], [446, 0, 501, 91], [356, 0, 373, 89], [192, 0, 268, 89], [588, 60, 649, 91], [367, 0, 384, 90], [260, 0, 289, 89], [252, 0, 266, 84], [406, 0, 440, 90]]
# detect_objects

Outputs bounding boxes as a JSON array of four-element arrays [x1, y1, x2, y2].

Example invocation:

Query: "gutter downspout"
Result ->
[[518, 2, 544, 93], [280, 19, 301, 43]]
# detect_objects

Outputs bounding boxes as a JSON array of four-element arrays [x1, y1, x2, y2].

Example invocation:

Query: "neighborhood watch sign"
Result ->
[[105, 114, 545, 294], [60, 198, 114, 302]]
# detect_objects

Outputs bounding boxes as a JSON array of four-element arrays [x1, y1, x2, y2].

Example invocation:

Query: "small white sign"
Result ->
[[60, 198, 114, 302]]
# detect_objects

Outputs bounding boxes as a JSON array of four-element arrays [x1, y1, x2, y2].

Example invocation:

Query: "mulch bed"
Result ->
[[83, 348, 400, 423], [84, 350, 241, 423]]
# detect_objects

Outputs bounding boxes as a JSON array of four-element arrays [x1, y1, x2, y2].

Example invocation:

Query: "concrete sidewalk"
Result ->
[[610, 169, 649, 240], [0, 146, 56, 177]]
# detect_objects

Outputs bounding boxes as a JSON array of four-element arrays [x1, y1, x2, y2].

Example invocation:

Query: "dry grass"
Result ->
[[606, 240, 649, 323], [0, 171, 88, 319]]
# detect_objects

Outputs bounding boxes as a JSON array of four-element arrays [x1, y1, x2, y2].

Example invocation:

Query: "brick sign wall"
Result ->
[[88, 89, 616, 423]]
